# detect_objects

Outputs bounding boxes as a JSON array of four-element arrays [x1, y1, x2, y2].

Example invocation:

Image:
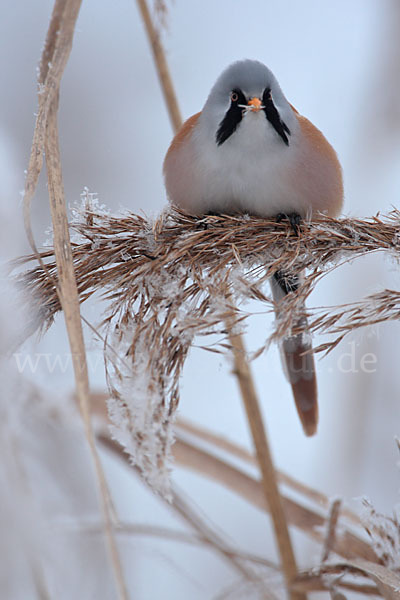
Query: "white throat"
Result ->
[[187, 109, 302, 216]]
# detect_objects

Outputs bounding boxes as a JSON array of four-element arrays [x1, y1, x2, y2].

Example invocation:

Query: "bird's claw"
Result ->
[[276, 212, 301, 236]]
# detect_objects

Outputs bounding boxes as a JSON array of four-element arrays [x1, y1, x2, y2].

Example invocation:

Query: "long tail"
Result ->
[[270, 271, 318, 436]]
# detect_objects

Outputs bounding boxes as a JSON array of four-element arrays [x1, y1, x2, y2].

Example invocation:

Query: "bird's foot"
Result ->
[[274, 270, 299, 294], [276, 212, 301, 236], [196, 210, 222, 230]]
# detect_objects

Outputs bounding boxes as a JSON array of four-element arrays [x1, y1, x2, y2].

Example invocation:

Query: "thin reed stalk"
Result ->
[[97, 414, 398, 598], [228, 329, 305, 600], [88, 393, 377, 564], [98, 431, 277, 595], [136, 0, 182, 132], [22, 2, 128, 598], [175, 417, 361, 527]]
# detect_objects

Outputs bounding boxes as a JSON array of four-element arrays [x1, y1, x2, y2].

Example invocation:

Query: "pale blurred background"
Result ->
[[1, 1, 400, 598]]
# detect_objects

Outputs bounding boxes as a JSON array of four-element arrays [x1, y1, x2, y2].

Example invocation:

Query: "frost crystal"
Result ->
[[43, 224, 54, 247], [69, 187, 110, 244], [99, 243, 245, 495]]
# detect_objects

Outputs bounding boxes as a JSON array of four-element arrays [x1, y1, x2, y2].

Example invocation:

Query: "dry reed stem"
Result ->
[[98, 422, 396, 598], [171, 437, 377, 563], [98, 432, 277, 595], [89, 394, 377, 564], [293, 566, 379, 595], [22, 2, 128, 598], [174, 434, 400, 599], [349, 559, 400, 599], [16, 209, 400, 359], [322, 499, 342, 563], [175, 418, 361, 528], [294, 560, 400, 599], [136, 0, 182, 132], [12, 440, 52, 600], [99, 438, 281, 598], [80, 521, 278, 570], [170, 486, 276, 595], [228, 326, 304, 599]]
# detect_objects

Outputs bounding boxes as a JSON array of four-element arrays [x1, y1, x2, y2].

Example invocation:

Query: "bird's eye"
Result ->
[[230, 91, 239, 102]]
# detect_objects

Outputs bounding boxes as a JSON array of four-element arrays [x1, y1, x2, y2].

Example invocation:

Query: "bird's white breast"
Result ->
[[164, 108, 342, 219], [201, 111, 306, 215], [167, 110, 315, 217]]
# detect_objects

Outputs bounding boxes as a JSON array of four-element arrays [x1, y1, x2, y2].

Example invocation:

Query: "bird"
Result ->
[[163, 59, 343, 436]]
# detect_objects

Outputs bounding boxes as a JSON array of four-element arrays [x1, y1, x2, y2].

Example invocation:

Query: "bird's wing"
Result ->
[[164, 112, 201, 155]]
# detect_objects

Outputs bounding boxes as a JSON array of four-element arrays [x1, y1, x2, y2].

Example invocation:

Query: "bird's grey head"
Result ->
[[201, 59, 295, 147]]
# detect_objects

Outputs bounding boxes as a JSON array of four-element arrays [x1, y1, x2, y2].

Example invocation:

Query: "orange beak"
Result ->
[[247, 97, 262, 112]]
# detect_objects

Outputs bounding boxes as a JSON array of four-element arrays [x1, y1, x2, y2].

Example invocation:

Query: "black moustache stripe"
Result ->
[[216, 89, 246, 146], [216, 88, 291, 147], [263, 88, 290, 146]]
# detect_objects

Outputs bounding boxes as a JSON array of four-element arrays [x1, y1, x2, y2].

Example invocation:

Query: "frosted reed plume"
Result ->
[[14, 201, 400, 491]]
